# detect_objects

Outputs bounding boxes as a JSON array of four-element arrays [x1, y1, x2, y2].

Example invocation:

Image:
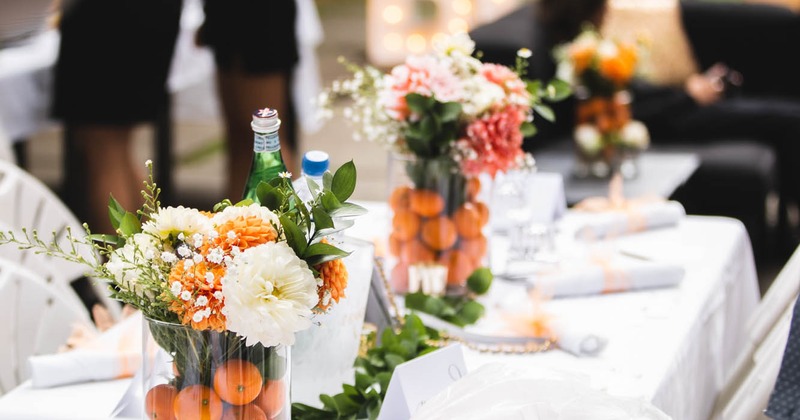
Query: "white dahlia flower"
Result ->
[[142, 206, 213, 240]]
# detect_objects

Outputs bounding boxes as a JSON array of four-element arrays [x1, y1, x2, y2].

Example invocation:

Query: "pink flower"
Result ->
[[481, 63, 530, 107], [379, 56, 463, 120], [459, 106, 526, 178]]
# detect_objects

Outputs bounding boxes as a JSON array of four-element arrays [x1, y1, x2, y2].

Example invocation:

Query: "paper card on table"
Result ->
[[377, 344, 467, 420], [526, 172, 566, 224]]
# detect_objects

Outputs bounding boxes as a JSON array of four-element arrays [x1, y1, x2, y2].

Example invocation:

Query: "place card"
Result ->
[[377, 344, 467, 420]]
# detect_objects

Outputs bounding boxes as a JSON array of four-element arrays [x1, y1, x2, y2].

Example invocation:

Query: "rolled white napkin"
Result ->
[[29, 312, 142, 388], [530, 261, 685, 298], [574, 200, 686, 240]]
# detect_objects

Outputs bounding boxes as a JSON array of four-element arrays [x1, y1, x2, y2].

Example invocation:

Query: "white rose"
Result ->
[[574, 124, 603, 156], [620, 120, 650, 150]]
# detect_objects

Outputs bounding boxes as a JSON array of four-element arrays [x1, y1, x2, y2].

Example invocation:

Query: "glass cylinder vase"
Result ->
[[573, 90, 636, 179], [386, 153, 489, 296], [143, 318, 290, 420]]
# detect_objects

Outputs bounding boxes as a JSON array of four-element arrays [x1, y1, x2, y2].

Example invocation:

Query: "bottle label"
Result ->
[[254, 131, 280, 152]]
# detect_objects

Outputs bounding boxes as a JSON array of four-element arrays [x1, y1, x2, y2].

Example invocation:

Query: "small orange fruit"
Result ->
[[173, 384, 223, 420], [453, 204, 484, 239], [221, 404, 267, 420], [401, 239, 436, 264], [473, 201, 490, 226], [409, 189, 445, 217], [421, 216, 458, 251], [389, 186, 412, 211], [254, 379, 286, 419], [459, 235, 487, 263], [439, 250, 475, 286], [388, 232, 405, 257], [145, 384, 177, 420], [392, 210, 421, 241], [213, 359, 263, 405], [391, 262, 409, 293]]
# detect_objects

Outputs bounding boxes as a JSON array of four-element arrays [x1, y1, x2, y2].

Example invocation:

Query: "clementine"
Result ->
[[145, 384, 177, 420], [459, 235, 487, 263], [400, 239, 436, 264], [392, 209, 421, 241], [421, 216, 458, 251], [453, 204, 484, 239], [439, 250, 475, 286], [391, 262, 409, 293], [388, 232, 404, 257], [473, 201, 490, 226], [221, 403, 267, 420], [173, 384, 223, 420], [466, 177, 481, 202], [389, 186, 412, 211], [213, 359, 263, 405], [409, 189, 445, 217], [254, 379, 286, 419]]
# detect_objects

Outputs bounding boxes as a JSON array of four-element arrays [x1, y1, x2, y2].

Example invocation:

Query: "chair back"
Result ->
[[0, 259, 93, 395], [0, 160, 119, 318]]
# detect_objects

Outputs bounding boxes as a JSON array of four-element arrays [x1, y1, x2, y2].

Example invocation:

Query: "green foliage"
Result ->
[[253, 161, 366, 270], [404, 267, 493, 327], [403, 93, 463, 158], [292, 314, 440, 420]]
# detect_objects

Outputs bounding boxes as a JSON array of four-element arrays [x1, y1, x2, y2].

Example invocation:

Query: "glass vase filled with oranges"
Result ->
[[387, 154, 489, 295], [144, 318, 290, 420]]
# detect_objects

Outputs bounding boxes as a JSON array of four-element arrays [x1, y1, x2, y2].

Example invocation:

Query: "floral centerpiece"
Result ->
[[556, 27, 650, 178], [320, 33, 568, 295], [0, 161, 363, 420]]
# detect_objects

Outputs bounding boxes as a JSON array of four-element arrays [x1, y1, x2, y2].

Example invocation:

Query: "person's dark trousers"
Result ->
[[766, 295, 800, 419]]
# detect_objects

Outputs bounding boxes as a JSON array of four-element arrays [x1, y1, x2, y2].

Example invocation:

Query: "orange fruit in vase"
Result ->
[[213, 359, 263, 405], [389, 186, 412, 211], [466, 178, 482, 202], [400, 238, 436, 264], [221, 404, 267, 420], [453, 204, 484, 239], [388, 232, 405, 257], [254, 379, 286, 419], [391, 262, 410, 293], [439, 250, 476, 286], [173, 384, 223, 420], [473, 201, 490, 226], [409, 189, 445, 217], [392, 209, 421, 241], [145, 384, 178, 420], [459, 235, 488, 263], [421, 216, 458, 251]]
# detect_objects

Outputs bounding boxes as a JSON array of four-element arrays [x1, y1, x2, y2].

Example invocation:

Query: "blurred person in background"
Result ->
[[52, 0, 182, 233], [197, 0, 299, 200], [532, 0, 800, 216]]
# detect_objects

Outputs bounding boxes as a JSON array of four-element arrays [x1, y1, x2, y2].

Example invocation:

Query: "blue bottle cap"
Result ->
[[302, 150, 330, 177]]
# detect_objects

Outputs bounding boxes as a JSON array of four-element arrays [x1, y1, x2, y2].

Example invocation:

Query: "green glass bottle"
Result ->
[[242, 108, 289, 202]]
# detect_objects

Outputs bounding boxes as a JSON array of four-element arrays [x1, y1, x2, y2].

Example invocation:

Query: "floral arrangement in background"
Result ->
[[556, 26, 650, 168], [319, 33, 568, 299], [319, 32, 569, 179]]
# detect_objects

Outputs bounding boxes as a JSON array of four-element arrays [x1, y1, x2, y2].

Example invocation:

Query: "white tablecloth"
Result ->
[[0, 203, 760, 419]]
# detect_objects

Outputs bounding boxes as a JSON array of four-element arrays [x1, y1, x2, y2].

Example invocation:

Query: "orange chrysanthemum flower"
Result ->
[[210, 216, 278, 253], [314, 240, 349, 312], [168, 260, 227, 332]]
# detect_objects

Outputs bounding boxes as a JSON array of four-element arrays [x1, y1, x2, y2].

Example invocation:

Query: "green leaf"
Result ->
[[355, 372, 374, 390], [404, 134, 431, 156], [107, 196, 126, 230], [320, 394, 337, 411], [256, 182, 282, 210], [323, 171, 333, 191], [533, 104, 556, 123], [423, 296, 446, 316], [459, 300, 485, 324], [404, 292, 428, 311], [321, 191, 342, 212], [520, 121, 538, 137], [375, 372, 392, 394], [342, 384, 361, 398], [332, 394, 361, 414], [118, 212, 141, 237], [384, 353, 406, 371], [420, 116, 436, 140], [306, 176, 321, 198], [331, 160, 357, 202], [467, 267, 493, 295], [405, 93, 434, 113], [312, 206, 334, 230], [544, 78, 572, 101], [438, 101, 462, 122], [279, 215, 307, 257], [304, 242, 349, 259], [329, 202, 368, 218], [526, 79, 542, 97], [312, 219, 355, 242], [88, 233, 123, 247]]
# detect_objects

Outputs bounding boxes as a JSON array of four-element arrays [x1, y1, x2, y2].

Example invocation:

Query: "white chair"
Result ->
[[0, 159, 120, 319], [0, 259, 94, 395], [710, 245, 800, 419]]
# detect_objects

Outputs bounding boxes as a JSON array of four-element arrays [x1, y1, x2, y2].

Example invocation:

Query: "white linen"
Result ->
[[574, 200, 686, 240], [28, 312, 142, 389], [412, 364, 670, 420], [530, 260, 685, 297]]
